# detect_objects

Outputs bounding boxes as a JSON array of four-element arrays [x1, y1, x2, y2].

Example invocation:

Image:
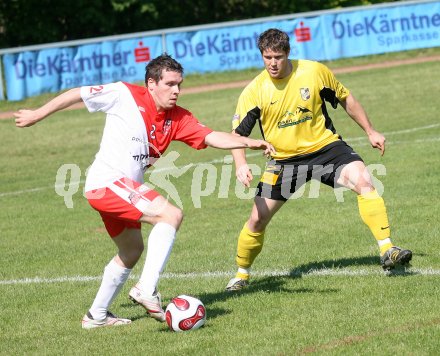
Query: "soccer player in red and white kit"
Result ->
[[14, 54, 275, 329]]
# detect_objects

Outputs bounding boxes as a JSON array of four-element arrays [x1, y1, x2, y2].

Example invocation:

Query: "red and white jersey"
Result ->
[[81, 82, 213, 191]]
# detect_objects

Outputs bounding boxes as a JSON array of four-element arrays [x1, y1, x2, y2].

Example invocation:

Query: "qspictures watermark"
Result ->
[[54, 152, 386, 209]]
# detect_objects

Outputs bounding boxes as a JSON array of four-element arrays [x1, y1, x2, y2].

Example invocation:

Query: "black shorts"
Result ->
[[256, 140, 363, 201]]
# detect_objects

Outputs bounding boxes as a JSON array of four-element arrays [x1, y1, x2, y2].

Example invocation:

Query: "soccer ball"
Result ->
[[165, 295, 206, 332]]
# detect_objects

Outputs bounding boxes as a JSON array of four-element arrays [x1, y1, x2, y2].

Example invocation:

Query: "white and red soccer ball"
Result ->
[[165, 295, 206, 332]]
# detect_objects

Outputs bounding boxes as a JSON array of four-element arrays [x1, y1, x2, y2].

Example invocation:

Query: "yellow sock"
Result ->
[[357, 190, 393, 255], [236, 271, 250, 280], [235, 223, 265, 273]]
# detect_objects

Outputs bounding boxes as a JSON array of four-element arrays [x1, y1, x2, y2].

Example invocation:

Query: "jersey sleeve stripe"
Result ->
[[235, 106, 261, 137]]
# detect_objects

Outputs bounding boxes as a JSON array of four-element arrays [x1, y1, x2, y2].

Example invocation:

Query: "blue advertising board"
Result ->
[[321, 2, 440, 60], [3, 36, 162, 101], [169, 1, 440, 71], [166, 16, 327, 73], [2, 1, 439, 101]]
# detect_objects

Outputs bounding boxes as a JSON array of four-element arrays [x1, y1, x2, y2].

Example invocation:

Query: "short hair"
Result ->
[[257, 29, 290, 54], [145, 53, 184, 85]]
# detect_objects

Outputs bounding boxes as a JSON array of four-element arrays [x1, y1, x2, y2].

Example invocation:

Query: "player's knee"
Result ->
[[172, 206, 184, 227], [248, 217, 269, 232], [162, 205, 184, 229], [350, 174, 375, 195], [338, 161, 374, 193]]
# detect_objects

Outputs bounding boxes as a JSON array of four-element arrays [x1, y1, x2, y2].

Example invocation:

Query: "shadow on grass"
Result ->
[[122, 255, 414, 323], [289, 255, 415, 277], [194, 275, 338, 321], [290, 255, 379, 275], [197, 254, 415, 319]]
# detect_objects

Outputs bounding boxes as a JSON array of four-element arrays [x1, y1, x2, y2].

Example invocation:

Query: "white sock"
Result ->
[[238, 267, 251, 275], [138, 222, 176, 295], [378, 238, 392, 248], [89, 258, 131, 320]]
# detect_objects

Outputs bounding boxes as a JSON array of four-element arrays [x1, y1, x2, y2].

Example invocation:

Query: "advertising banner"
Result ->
[[170, 1, 439, 73], [3, 36, 162, 101], [321, 1, 440, 60], [2, 1, 439, 100], [166, 17, 326, 73]]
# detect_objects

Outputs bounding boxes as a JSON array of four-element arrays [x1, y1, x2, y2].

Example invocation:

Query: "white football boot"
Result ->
[[81, 311, 131, 329], [128, 283, 166, 322]]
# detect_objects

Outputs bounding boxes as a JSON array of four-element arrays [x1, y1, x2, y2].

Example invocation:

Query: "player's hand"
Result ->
[[249, 139, 276, 157], [236, 163, 253, 188], [367, 130, 386, 156], [14, 109, 41, 128]]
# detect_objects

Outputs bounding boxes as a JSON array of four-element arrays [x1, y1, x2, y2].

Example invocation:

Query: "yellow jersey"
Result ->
[[232, 60, 350, 160]]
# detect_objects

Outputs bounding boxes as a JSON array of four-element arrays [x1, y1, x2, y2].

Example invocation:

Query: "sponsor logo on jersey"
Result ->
[[132, 136, 148, 144], [163, 118, 172, 135], [300, 87, 310, 100], [277, 106, 312, 128]]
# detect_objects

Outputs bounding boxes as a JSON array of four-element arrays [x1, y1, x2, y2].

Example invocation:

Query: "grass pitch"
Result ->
[[1, 54, 440, 355]]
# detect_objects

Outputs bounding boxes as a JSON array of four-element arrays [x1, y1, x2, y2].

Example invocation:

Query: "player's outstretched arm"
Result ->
[[340, 93, 386, 156], [204, 131, 275, 155], [14, 88, 82, 128]]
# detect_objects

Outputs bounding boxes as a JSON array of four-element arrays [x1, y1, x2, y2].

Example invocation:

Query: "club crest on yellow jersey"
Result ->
[[300, 87, 310, 100]]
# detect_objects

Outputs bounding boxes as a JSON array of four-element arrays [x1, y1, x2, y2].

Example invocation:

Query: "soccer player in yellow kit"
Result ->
[[226, 28, 412, 291]]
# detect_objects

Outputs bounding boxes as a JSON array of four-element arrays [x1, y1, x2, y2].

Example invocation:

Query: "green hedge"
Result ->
[[0, 0, 401, 48]]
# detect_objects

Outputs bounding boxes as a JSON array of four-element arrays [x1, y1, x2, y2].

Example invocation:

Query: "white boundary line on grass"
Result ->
[[1, 268, 440, 285], [345, 123, 440, 142], [1, 123, 440, 198]]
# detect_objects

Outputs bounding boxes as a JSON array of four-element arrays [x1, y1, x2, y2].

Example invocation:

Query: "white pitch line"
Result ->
[[1, 123, 439, 198], [345, 123, 440, 142], [348, 136, 440, 147], [1, 267, 440, 285]]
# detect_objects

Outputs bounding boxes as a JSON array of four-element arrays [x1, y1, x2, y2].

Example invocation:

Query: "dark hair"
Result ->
[[145, 53, 184, 85], [257, 28, 290, 54]]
